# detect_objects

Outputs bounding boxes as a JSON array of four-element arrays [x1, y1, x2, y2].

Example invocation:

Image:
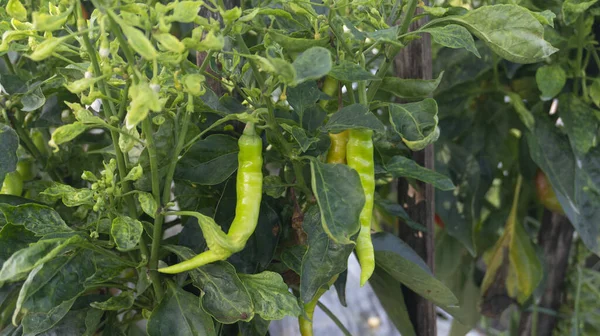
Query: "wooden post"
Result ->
[[395, 5, 437, 336], [518, 211, 574, 335]]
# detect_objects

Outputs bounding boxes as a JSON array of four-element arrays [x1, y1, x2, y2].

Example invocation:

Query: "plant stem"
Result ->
[[316, 302, 352, 336], [367, 0, 418, 101], [574, 15, 585, 96], [78, 0, 154, 297]]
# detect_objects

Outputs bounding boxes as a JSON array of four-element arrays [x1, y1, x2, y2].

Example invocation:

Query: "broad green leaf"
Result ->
[[292, 47, 332, 85], [126, 81, 162, 130], [238, 315, 270, 336], [281, 124, 319, 152], [138, 192, 158, 218], [32, 6, 73, 31], [170, 1, 203, 22], [165, 246, 254, 324], [0, 235, 81, 284], [431, 5, 558, 63], [388, 99, 440, 151], [370, 266, 415, 336], [0, 224, 36, 265], [0, 124, 18, 186], [372, 232, 459, 308], [0, 203, 71, 235], [536, 64, 566, 100], [328, 61, 379, 82], [280, 245, 306, 274], [562, 0, 598, 25], [386, 156, 454, 190], [266, 31, 330, 52], [381, 72, 445, 99], [323, 104, 386, 133], [238, 271, 302, 320], [49, 122, 89, 151], [300, 206, 353, 303], [36, 308, 90, 336], [6, 0, 27, 21], [111, 216, 143, 252], [420, 25, 480, 57], [175, 135, 239, 185], [286, 82, 328, 131], [374, 195, 425, 231], [154, 32, 185, 54], [559, 94, 599, 155], [90, 291, 134, 311], [529, 9, 556, 27], [310, 160, 365, 244], [21, 87, 46, 112], [19, 250, 109, 335], [480, 192, 541, 314], [119, 22, 157, 60], [147, 282, 216, 336], [41, 183, 95, 207]]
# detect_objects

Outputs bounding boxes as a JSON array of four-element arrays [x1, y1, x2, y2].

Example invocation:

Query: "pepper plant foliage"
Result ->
[[0, 0, 557, 335]]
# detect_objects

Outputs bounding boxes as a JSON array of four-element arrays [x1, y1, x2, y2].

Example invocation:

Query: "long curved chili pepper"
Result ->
[[346, 129, 375, 286], [158, 123, 263, 274]]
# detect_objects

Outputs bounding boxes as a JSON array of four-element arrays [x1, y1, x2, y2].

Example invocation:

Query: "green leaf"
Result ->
[[386, 156, 454, 190], [119, 22, 157, 60], [238, 315, 270, 336], [175, 135, 239, 185], [32, 6, 73, 31], [529, 9, 556, 27], [310, 160, 365, 244], [16, 250, 102, 334], [0, 235, 81, 284], [266, 31, 330, 52], [292, 47, 332, 85], [374, 195, 425, 231], [0, 224, 36, 266], [111, 216, 143, 252], [41, 183, 95, 207], [562, 0, 598, 25], [49, 122, 89, 151], [21, 86, 46, 112], [147, 282, 216, 336], [36, 308, 90, 336], [90, 291, 134, 311], [370, 266, 416, 336], [280, 124, 319, 152], [0, 124, 18, 186], [328, 61, 379, 82], [137, 192, 158, 218], [590, 78, 600, 108], [421, 25, 480, 57], [300, 206, 353, 303], [165, 246, 254, 324], [559, 94, 599, 155], [6, 0, 27, 21], [372, 232, 459, 308], [126, 81, 162, 130], [388, 99, 440, 151], [536, 64, 566, 100], [238, 271, 302, 320], [526, 117, 600, 255], [170, 1, 203, 23], [381, 72, 445, 99], [323, 104, 386, 133], [433, 4, 558, 63], [0, 203, 72, 235]]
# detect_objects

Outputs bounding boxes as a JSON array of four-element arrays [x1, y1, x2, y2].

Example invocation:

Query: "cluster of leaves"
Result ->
[[0, 0, 559, 335], [426, 0, 600, 334]]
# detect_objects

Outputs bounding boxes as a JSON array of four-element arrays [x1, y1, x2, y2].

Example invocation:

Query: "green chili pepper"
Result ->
[[158, 123, 263, 273], [298, 275, 338, 336], [347, 129, 375, 287], [326, 131, 349, 164], [1, 171, 23, 196]]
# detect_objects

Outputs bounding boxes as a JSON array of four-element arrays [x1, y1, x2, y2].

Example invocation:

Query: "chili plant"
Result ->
[[0, 0, 557, 335]]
